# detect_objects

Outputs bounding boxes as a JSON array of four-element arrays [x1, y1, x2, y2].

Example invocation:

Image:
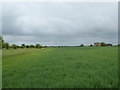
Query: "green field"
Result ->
[[2, 47, 118, 88]]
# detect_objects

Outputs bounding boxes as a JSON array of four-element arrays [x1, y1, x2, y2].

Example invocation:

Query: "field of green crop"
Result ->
[[2, 47, 118, 88]]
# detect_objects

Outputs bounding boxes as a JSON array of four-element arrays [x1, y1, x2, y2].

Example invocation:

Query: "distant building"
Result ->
[[94, 42, 102, 46], [94, 42, 112, 46]]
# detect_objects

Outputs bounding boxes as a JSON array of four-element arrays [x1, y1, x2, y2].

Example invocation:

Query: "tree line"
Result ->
[[0, 36, 117, 49], [0, 36, 44, 49]]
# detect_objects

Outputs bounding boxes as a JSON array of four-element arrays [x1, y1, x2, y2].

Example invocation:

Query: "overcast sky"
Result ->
[[1, 2, 118, 46]]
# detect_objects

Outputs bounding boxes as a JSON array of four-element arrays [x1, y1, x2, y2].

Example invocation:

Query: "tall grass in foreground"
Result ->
[[2, 47, 118, 88]]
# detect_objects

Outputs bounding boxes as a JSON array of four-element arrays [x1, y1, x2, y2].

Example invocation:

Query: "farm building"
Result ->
[[94, 42, 102, 46]]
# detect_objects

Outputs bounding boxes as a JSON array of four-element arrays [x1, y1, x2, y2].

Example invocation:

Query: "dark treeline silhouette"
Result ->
[[0, 36, 116, 49], [0, 36, 45, 49]]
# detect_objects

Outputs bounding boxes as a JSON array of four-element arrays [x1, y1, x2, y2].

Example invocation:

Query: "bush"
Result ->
[[101, 42, 106, 46], [12, 44, 17, 49], [80, 44, 84, 47], [26, 45, 30, 48]]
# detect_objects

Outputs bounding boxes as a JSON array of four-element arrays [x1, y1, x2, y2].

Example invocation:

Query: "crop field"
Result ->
[[2, 47, 118, 88]]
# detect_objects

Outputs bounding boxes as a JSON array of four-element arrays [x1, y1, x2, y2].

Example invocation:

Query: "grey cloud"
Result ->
[[2, 2, 118, 45]]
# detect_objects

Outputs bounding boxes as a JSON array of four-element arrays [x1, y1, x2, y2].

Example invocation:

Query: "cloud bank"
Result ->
[[2, 2, 118, 45]]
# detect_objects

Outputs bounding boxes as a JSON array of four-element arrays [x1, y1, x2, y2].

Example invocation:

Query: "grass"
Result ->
[[0, 49, 2, 89], [2, 47, 118, 88]]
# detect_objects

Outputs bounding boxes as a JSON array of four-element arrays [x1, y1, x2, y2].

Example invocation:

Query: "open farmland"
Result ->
[[2, 47, 118, 88]]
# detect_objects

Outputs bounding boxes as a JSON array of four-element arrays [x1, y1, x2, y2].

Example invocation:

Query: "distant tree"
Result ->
[[90, 44, 93, 47], [0, 36, 5, 49], [26, 45, 30, 48], [17, 45, 21, 48], [30, 45, 35, 48], [21, 44, 25, 48], [12, 44, 17, 49], [35, 44, 42, 48], [0, 36, 2, 40], [9, 46, 12, 48], [45, 46, 47, 48], [5, 43, 9, 49], [40, 45, 42, 48], [80, 44, 84, 47], [58, 46, 61, 48], [106, 44, 112, 46], [101, 42, 106, 46], [0, 36, 3, 49], [2, 43, 5, 48]]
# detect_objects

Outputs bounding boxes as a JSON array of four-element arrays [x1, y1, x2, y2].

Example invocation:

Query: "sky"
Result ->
[[1, 2, 118, 46]]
